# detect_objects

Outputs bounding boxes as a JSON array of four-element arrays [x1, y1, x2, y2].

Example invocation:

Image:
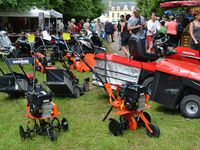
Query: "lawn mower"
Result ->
[[76, 52, 160, 137], [0, 53, 34, 98], [93, 34, 200, 94], [45, 53, 91, 98], [19, 43, 68, 141], [32, 45, 57, 73], [0, 30, 15, 57], [151, 58, 200, 118]]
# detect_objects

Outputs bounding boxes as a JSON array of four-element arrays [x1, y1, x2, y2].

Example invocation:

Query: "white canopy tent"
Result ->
[[49, 9, 63, 19], [0, 7, 51, 18], [0, 7, 63, 33]]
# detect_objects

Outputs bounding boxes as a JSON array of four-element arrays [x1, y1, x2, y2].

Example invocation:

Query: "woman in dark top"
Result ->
[[189, 12, 200, 51], [121, 14, 131, 58]]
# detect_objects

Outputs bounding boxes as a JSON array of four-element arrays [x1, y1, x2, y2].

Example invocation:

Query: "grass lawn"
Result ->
[[0, 60, 200, 150]]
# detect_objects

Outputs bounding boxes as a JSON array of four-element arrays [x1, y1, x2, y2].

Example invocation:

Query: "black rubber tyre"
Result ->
[[137, 112, 151, 127], [119, 116, 129, 130], [19, 125, 25, 140], [109, 118, 123, 136], [142, 77, 154, 95], [180, 94, 200, 118], [74, 87, 80, 98], [146, 123, 160, 138], [8, 92, 24, 98], [61, 118, 69, 132], [83, 82, 89, 91], [48, 129, 57, 142]]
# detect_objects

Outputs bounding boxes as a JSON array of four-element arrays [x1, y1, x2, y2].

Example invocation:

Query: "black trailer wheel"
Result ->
[[180, 95, 200, 118], [74, 87, 80, 98], [19, 125, 26, 140], [146, 123, 160, 138], [109, 118, 123, 136], [61, 118, 69, 132], [137, 112, 151, 127], [142, 77, 154, 95]]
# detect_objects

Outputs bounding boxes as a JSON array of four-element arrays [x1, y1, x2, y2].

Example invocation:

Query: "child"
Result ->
[[159, 20, 167, 34]]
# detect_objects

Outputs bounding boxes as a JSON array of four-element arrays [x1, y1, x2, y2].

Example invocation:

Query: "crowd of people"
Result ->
[[114, 7, 200, 57], [36, 8, 200, 58], [65, 18, 116, 43]]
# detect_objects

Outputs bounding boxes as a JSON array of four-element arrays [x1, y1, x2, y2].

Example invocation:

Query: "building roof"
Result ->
[[111, 2, 136, 10]]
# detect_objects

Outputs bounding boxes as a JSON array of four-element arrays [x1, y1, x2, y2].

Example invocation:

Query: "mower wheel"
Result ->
[[47, 128, 57, 142], [119, 116, 129, 130], [8, 92, 23, 98], [146, 123, 160, 138], [83, 82, 89, 91], [61, 118, 69, 132], [142, 77, 154, 95], [19, 125, 26, 140], [109, 118, 123, 136], [74, 87, 80, 98], [19, 125, 30, 140], [180, 95, 200, 118], [137, 112, 151, 127]]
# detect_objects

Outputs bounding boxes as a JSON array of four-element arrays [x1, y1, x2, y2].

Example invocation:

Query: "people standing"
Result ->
[[176, 16, 183, 46], [58, 21, 64, 33], [189, 12, 200, 51], [121, 14, 131, 58], [117, 15, 125, 50], [128, 8, 146, 48], [95, 19, 102, 37], [159, 20, 167, 35], [165, 15, 178, 47], [105, 20, 115, 42], [146, 13, 161, 52], [83, 19, 91, 31], [68, 18, 77, 33], [77, 20, 83, 32]]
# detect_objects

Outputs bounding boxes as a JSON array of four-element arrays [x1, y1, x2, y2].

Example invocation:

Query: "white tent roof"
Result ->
[[0, 7, 51, 18], [49, 9, 63, 18]]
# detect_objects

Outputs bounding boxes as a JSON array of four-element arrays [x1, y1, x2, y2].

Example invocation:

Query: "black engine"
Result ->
[[119, 82, 147, 111], [27, 91, 53, 118]]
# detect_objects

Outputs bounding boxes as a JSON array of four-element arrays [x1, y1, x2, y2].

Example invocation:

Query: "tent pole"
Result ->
[[56, 17, 58, 35]]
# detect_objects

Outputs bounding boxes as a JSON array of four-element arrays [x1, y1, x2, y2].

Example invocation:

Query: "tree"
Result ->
[[135, 0, 166, 19], [0, 0, 105, 20], [59, 0, 105, 20]]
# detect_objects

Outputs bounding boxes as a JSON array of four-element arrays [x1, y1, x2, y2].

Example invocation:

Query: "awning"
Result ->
[[0, 7, 50, 18], [160, 1, 200, 8], [49, 9, 63, 19]]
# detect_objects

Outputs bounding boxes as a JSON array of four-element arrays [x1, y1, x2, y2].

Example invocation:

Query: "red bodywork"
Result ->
[[95, 50, 200, 82], [166, 46, 200, 65], [156, 59, 200, 82], [160, 1, 200, 8]]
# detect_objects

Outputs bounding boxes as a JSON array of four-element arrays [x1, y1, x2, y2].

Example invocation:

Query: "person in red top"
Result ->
[[77, 20, 83, 32], [166, 15, 178, 46]]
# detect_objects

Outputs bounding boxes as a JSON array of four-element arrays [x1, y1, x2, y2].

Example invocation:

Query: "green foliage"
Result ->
[[59, 0, 105, 20], [0, 0, 105, 19], [135, 0, 166, 19], [0, 0, 50, 11]]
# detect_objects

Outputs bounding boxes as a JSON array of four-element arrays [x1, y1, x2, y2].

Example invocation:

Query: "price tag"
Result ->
[[63, 33, 71, 41], [27, 34, 35, 43]]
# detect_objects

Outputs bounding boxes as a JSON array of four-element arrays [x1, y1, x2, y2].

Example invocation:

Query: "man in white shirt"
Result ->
[[146, 13, 160, 52]]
